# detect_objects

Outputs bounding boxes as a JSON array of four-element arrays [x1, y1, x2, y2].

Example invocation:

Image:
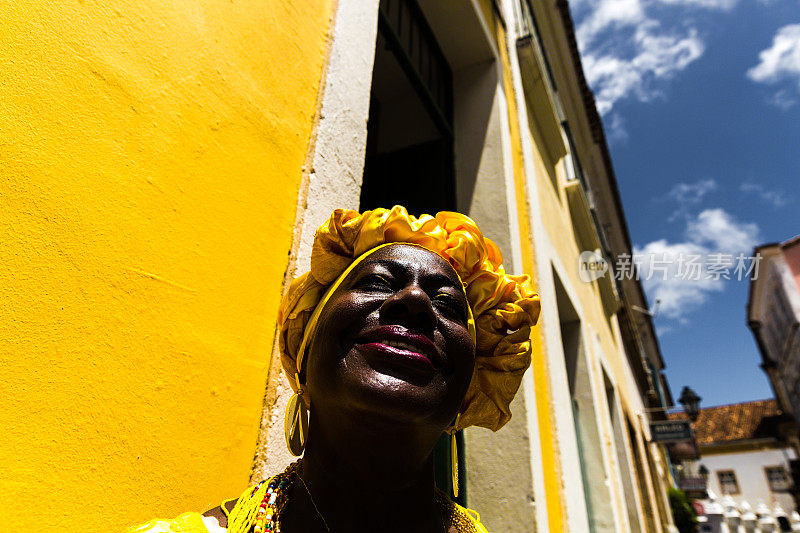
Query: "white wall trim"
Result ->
[[495, 77, 549, 530], [588, 332, 629, 533], [256, 0, 380, 478], [291, 0, 380, 276], [500, 1, 592, 528]]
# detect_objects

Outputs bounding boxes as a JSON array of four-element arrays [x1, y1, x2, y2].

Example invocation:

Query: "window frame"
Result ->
[[716, 469, 740, 495], [765, 465, 791, 493]]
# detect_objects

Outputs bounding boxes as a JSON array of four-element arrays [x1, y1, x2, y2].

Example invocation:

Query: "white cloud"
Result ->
[[582, 26, 704, 114], [662, 179, 718, 221], [766, 88, 799, 110], [633, 208, 759, 320], [740, 182, 791, 207], [576, 0, 647, 46], [686, 208, 759, 252], [748, 24, 800, 88], [605, 112, 630, 144], [656, 0, 737, 8], [667, 179, 718, 204], [634, 238, 720, 321], [573, 0, 734, 114]]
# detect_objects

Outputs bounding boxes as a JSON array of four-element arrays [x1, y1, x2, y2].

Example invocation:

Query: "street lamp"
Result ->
[[679, 386, 702, 422]]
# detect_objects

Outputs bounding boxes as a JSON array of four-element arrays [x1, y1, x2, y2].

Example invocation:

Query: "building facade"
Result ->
[[678, 400, 798, 514], [3, 0, 676, 531], [748, 235, 800, 426]]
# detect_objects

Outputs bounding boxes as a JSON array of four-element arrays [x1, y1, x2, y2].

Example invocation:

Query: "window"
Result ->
[[766, 466, 791, 492], [717, 470, 740, 494]]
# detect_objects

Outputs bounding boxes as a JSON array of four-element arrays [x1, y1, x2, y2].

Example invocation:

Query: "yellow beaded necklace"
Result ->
[[223, 461, 483, 533]]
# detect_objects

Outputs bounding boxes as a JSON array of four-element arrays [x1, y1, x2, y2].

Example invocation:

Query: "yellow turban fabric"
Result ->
[[277, 206, 540, 431]]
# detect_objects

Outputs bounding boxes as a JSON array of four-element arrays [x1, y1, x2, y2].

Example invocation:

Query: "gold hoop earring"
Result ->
[[284, 373, 309, 456], [447, 413, 461, 498]]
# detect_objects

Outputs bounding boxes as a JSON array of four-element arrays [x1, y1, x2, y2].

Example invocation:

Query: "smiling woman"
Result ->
[[308, 245, 476, 425], [128, 206, 540, 533]]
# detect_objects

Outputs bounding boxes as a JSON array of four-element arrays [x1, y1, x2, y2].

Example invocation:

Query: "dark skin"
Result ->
[[206, 244, 476, 532]]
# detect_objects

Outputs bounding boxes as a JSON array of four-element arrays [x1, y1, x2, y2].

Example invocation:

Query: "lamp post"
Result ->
[[679, 386, 702, 422], [676, 386, 704, 499]]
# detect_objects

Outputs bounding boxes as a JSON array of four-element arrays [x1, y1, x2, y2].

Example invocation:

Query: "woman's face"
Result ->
[[305, 244, 476, 430]]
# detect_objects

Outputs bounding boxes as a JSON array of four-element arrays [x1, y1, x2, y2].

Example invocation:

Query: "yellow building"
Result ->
[[2, 0, 676, 531]]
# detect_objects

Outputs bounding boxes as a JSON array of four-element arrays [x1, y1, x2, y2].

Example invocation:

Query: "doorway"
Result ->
[[360, 0, 455, 215]]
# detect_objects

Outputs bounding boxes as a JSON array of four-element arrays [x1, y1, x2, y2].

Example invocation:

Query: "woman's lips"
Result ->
[[359, 342, 436, 369], [356, 325, 439, 370]]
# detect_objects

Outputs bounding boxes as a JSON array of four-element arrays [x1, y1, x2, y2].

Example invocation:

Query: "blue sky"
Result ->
[[569, 0, 800, 407]]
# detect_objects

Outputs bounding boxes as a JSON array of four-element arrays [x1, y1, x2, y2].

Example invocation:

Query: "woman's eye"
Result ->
[[434, 294, 467, 319], [358, 274, 393, 291]]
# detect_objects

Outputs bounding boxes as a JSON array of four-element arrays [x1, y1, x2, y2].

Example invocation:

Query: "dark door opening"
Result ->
[[360, 0, 455, 216], [361, 0, 464, 503]]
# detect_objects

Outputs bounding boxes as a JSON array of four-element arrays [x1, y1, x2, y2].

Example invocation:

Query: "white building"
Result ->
[[680, 399, 797, 513]]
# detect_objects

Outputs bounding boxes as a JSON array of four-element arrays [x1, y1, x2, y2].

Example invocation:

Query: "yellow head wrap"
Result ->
[[277, 206, 540, 431]]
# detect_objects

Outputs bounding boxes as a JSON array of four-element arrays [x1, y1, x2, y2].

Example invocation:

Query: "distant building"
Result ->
[[676, 400, 797, 512], [748, 235, 800, 435]]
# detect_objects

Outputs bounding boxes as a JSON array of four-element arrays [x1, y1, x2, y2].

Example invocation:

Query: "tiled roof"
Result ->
[[782, 233, 800, 248], [669, 399, 782, 445]]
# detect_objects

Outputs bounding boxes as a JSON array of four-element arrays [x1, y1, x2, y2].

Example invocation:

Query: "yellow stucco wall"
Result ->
[[528, 61, 668, 531], [0, 1, 334, 530], [491, 9, 567, 530]]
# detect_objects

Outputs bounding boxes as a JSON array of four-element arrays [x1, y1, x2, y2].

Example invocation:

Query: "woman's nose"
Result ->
[[379, 284, 436, 334]]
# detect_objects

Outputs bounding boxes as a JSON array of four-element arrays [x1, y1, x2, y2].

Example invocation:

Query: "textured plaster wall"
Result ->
[[490, 3, 570, 529], [0, 1, 334, 530], [500, 0, 655, 529], [505, 0, 678, 528], [465, 396, 538, 532], [500, 21, 589, 533], [456, 62, 538, 532], [251, 0, 380, 482]]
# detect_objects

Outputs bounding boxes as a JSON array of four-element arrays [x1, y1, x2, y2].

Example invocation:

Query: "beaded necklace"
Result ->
[[225, 461, 480, 533], [226, 462, 298, 533]]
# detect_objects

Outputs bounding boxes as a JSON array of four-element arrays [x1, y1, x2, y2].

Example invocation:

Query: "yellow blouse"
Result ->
[[129, 465, 488, 533], [127, 512, 225, 533], [128, 504, 489, 532]]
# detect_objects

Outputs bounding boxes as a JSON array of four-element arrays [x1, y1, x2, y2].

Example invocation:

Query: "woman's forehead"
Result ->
[[356, 244, 461, 284]]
